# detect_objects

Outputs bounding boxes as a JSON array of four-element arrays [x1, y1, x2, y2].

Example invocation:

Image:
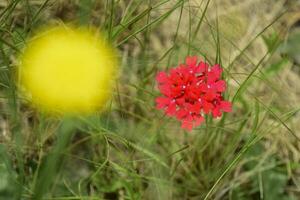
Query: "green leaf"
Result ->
[[262, 32, 280, 52], [280, 28, 300, 64], [262, 169, 289, 200], [264, 57, 289, 76], [0, 145, 18, 199]]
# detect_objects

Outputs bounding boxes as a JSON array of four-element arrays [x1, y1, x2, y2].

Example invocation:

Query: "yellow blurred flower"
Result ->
[[18, 25, 118, 114]]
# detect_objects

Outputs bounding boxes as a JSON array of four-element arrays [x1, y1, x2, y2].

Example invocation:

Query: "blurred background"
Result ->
[[0, 0, 300, 199]]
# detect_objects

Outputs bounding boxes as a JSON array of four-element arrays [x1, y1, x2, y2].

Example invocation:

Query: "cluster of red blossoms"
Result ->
[[155, 56, 232, 131]]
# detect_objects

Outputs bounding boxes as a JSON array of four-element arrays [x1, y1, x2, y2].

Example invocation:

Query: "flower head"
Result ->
[[18, 25, 118, 114], [155, 56, 232, 131]]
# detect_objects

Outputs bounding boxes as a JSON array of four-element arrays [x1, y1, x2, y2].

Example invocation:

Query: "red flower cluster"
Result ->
[[155, 56, 232, 131]]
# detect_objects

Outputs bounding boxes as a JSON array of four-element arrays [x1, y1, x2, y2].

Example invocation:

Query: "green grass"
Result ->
[[0, 0, 300, 199]]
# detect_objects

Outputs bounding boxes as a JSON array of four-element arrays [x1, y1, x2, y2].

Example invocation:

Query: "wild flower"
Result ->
[[155, 56, 232, 131], [18, 25, 118, 114]]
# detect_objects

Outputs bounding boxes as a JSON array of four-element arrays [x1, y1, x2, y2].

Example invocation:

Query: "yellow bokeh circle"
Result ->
[[18, 25, 118, 114]]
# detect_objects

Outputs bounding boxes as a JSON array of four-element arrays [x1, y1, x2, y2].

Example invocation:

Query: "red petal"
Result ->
[[181, 117, 193, 131], [181, 122, 193, 131], [190, 102, 201, 113], [203, 101, 213, 114], [220, 101, 232, 112], [186, 56, 197, 67], [176, 109, 188, 119], [166, 103, 177, 116], [179, 64, 186, 68], [212, 107, 222, 118], [155, 97, 171, 109], [198, 83, 207, 92], [171, 86, 182, 97], [207, 72, 219, 84], [158, 85, 171, 96], [156, 71, 169, 84], [213, 80, 226, 92], [186, 91, 197, 100], [211, 64, 222, 78], [194, 115, 204, 126], [204, 90, 216, 101], [176, 97, 185, 105], [198, 61, 209, 73]]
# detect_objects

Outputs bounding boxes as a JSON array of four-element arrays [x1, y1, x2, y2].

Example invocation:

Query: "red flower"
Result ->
[[155, 56, 232, 131]]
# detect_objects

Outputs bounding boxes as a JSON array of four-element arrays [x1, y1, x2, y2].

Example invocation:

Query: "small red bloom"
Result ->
[[155, 56, 232, 131]]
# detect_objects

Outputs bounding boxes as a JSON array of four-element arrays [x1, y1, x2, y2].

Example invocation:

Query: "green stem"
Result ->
[[32, 118, 76, 200]]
